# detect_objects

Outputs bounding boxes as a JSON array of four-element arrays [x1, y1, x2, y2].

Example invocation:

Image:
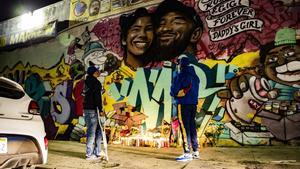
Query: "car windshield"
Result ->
[[0, 78, 25, 99]]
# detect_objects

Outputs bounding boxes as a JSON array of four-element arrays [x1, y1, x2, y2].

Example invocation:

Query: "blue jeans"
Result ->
[[84, 109, 102, 157]]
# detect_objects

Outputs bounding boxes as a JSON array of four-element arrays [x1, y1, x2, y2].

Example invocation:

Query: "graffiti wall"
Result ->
[[0, 0, 300, 147]]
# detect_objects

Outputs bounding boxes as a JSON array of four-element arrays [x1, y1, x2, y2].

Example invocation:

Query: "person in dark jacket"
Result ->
[[170, 57, 200, 161], [83, 66, 103, 160]]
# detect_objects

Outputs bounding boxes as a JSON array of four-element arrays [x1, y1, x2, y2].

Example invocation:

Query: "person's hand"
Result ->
[[217, 74, 278, 100], [217, 73, 280, 123], [99, 111, 105, 116], [177, 89, 186, 97], [217, 74, 252, 99]]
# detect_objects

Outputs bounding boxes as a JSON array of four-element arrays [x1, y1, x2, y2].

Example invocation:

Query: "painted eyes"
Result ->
[[268, 50, 295, 63], [129, 26, 153, 33], [268, 56, 278, 63], [284, 51, 295, 57], [159, 19, 187, 26]]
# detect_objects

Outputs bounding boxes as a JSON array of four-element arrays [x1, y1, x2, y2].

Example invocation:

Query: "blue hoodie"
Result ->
[[170, 57, 199, 105]]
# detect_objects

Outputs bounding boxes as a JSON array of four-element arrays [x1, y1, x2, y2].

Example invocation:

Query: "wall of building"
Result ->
[[0, 0, 300, 147]]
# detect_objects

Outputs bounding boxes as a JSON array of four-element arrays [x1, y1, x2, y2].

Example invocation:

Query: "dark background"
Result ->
[[0, 0, 61, 22]]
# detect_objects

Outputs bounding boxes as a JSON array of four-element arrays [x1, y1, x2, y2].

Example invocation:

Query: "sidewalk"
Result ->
[[38, 141, 300, 169]]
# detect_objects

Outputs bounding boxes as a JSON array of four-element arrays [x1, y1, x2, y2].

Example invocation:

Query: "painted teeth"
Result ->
[[276, 64, 287, 73], [135, 42, 147, 48], [287, 61, 300, 71], [277, 73, 300, 82], [276, 61, 300, 73]]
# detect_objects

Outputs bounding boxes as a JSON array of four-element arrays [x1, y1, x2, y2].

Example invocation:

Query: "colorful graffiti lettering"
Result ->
[[0, 0, 300, 147]]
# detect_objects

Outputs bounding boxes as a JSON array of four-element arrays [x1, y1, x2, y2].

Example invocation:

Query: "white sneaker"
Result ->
[[86, 155, 99, 161], [176, 153, 193, 162], [192, 151, 200, 159]]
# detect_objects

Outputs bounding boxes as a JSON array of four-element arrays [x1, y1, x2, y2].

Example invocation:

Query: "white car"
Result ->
[[0, 77, 48, 168]]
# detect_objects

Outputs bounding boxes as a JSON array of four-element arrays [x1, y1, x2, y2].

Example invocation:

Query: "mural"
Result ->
[[0, 0, 300, 148], [69, 0, 156, 23], [220, 28, 300, 142]]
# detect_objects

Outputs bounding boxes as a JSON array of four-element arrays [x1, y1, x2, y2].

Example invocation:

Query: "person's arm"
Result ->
[[177, 75, 192, 97], [94, 81, 103, 112], [170, 74, 183, 97], [181, 75, 192, 89]]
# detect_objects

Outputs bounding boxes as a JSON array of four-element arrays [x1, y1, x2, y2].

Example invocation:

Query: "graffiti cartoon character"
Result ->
[[81, 27, 120, 83], [221, 28, 300, 141], [258, 28, 300, 140]]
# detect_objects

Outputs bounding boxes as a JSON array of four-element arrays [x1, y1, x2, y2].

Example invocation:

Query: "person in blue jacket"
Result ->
[[170, 56, 200, 161]]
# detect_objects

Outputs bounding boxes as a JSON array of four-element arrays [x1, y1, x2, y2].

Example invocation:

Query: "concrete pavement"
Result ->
[[36, 141, 300, 169]]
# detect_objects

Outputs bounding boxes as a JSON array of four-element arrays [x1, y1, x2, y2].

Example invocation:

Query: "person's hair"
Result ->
[[119, 7, 153, 52], [154, 0, 203, 31]]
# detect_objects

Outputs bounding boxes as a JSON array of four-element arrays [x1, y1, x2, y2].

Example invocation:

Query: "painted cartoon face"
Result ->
[[125, 16, 154, 57], [89, 0, 100, 16], [156, 12, 193, 49], [264, 43, 300, 87], [84, 50, 106, 69]]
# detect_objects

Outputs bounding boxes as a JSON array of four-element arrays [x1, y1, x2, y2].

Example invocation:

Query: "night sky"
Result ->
[[0, 0, 61, 22]]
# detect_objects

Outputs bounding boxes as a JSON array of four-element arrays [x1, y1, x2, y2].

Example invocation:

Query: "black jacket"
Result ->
[[83, 75, 103, 111]]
